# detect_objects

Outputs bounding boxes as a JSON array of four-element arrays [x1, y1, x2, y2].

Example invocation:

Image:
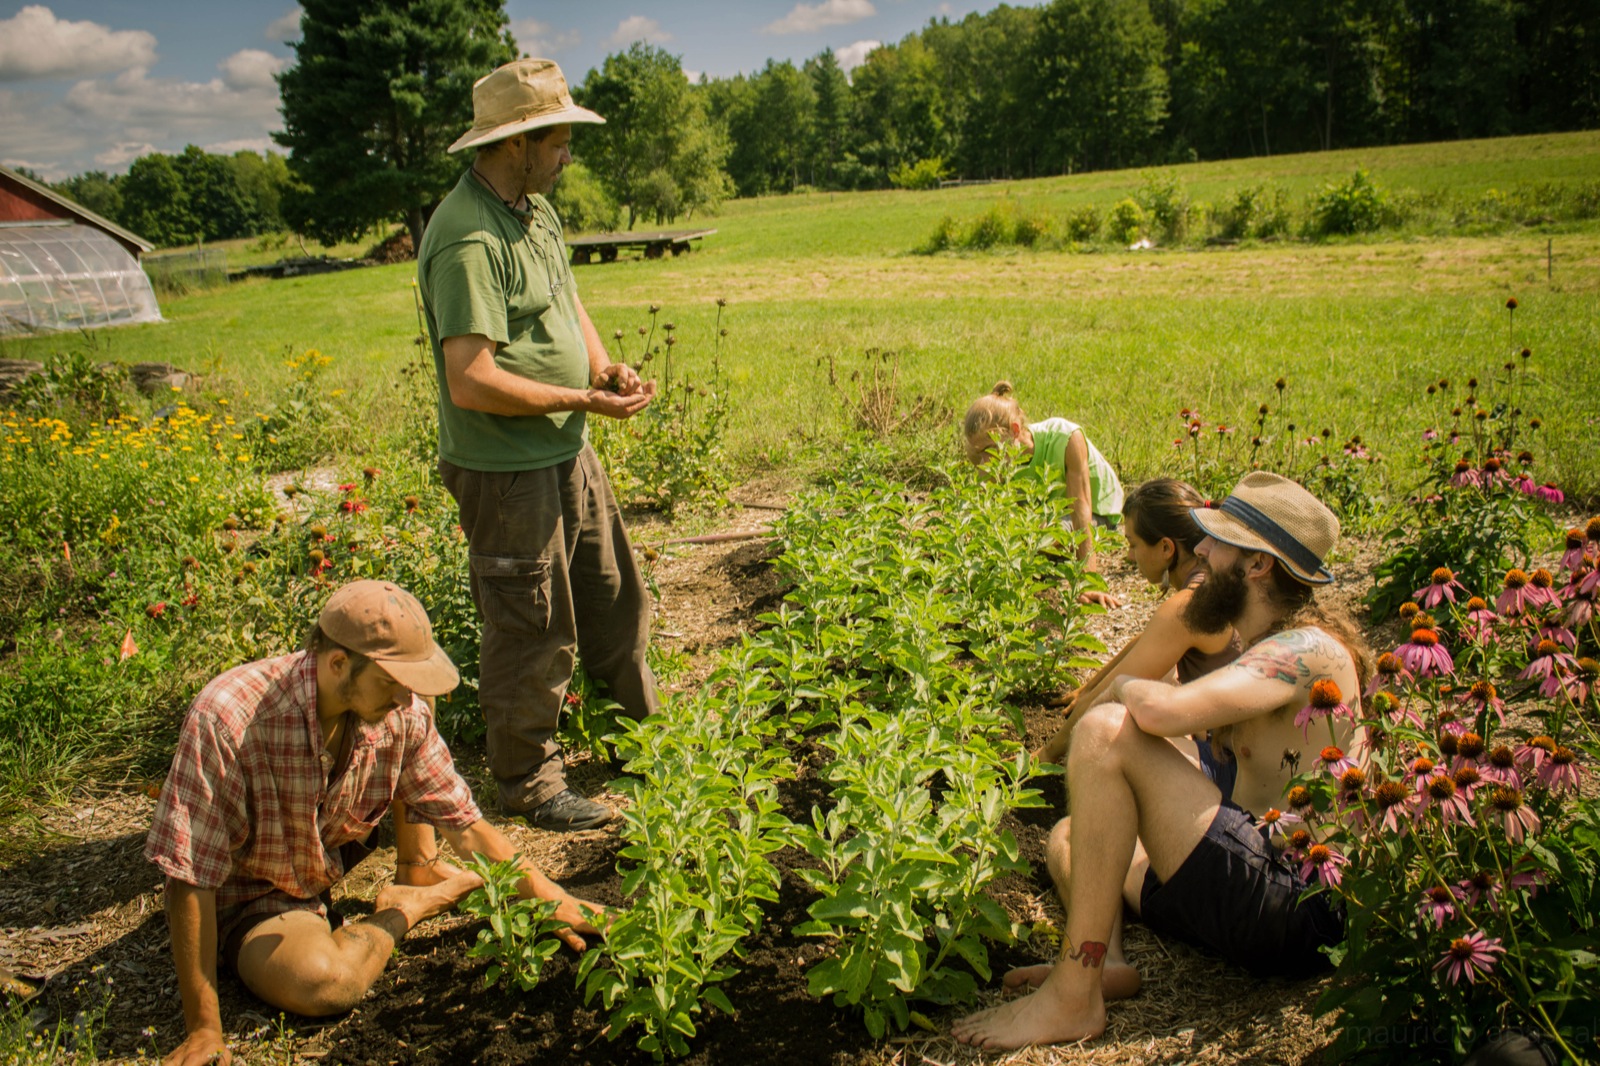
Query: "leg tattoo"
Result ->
[[1066, 939, 1108, 968]]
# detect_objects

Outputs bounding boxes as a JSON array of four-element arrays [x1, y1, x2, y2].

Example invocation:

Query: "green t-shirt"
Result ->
[[417, 170, 590, 471], [1027, 417, 1125, 520]]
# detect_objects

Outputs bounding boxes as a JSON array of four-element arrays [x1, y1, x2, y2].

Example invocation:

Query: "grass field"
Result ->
[[7, 130, 1600, 503]]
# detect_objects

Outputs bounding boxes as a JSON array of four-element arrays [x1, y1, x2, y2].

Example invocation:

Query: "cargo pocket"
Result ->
[[472, 553, 552, 634]]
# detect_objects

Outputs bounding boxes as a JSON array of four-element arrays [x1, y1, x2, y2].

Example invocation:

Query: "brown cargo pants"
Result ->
[[441, 445, 658, 812]]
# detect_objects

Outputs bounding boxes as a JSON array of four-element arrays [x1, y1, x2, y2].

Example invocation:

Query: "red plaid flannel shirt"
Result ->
[[145, 651, 481, 932]]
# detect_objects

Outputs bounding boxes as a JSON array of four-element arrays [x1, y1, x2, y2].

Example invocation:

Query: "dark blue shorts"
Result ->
[[1139, 803, 1344, 978]]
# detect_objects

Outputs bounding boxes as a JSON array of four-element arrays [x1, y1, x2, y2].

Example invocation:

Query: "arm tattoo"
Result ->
[[1066, 938, 1108, 968], [1235, 628, 1335, 684]]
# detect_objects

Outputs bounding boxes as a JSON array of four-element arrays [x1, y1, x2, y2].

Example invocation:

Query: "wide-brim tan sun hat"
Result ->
[[1190, 471, 1339, 585], [448, 58, 604, 154]]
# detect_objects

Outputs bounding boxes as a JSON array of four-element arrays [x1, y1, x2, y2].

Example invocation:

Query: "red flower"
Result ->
[[146, 602, 168, 619]]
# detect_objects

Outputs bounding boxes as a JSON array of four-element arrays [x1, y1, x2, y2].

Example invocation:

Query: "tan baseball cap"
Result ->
[[447, 58, 605, 153], [318, 580, 460, 696]]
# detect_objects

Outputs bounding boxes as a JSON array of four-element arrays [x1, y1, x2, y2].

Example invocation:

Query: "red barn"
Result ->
[[0, 165, 160, 335]]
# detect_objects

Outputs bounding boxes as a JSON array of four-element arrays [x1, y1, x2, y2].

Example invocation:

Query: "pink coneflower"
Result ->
[[1279, 827, 1313, 863], [1562, 529, 1589, 572], [1422, 773, 1475, 826], [1497, 569, 1535, 615], [1372, 779, 1411, 836], [1285, 785, 1315, 813], [1394, 628, 1454, 678], [1422, 427, 1438, 441], [1519, 639, 1578, 699], [1562, 568, 1595, 629], [1256, 807, 1303, 845], [1435, 930, 1505, 985], [1482, 745, 1523, 790], [1398, 601, 1421, 624], [1320, 745, 1355, 776], [1537, 622, 1577, 649], [1296, 679, 1354, 738], [1528, 569, 1561, 609], [1452, 764, 1484, 802], [1567, 657, 1598, 704], [1299, 842, 1349, 887], [1515, 736, 1556, 773], [1461, 596, 1500, 645], [1488, 786, 1541, 844], [1419, 885, 1460, 930], [1408, 755, 1439, 790], [1483, 456, 1507, 482], [1451, 459, 1482, 489], [1538, 746, 1581, 793], [1415, 566, 1467, 608], [1457, 680, 1506, 726], [1514, 473, 1538, 496], [1536, 483, 1564, 504]]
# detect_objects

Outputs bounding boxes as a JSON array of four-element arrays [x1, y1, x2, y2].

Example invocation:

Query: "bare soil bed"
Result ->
[[3, 490, 1415, 1065]]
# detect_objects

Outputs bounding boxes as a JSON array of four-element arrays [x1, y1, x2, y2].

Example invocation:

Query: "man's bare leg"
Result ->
[[953, 703, 1220, 1050], [234, 871, 479, 1016], [1001, 818, 1142, 1000], [392, 800, 476, 888]]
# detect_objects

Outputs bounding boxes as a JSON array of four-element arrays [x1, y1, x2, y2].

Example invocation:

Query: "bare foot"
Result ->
[[952, 968, 1107, 1050], [1002, 962, 1141, 999], [374, 871, 482, 929], [395, 855, 474, 888]]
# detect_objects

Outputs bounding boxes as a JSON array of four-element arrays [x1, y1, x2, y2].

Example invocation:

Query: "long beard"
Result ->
[[1182, 560, 1249, 634]]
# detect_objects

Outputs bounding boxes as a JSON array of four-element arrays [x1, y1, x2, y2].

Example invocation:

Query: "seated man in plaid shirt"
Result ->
[[146, 579, 601, 1066]]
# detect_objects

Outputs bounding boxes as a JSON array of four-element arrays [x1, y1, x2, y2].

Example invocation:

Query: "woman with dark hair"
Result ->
[[1035, 478, 1242, 798]]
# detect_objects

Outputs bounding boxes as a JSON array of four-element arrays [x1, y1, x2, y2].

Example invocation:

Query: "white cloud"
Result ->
[[0, 5, 157, 82], [606, 16, 671, 48], [835, 39, 881, 73], [219, 49, 286, 91], [682, 69, 702, 84], [203, 137, 277, 157], [509, 18, 580, 57], [266, 7, 302, 42], [93, 141, 161, 168], [763, 0, 875, 35], [65, 67, 281, 129]]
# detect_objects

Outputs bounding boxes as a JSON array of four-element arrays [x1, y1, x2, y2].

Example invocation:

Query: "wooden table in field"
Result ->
[[567, 228, 716, 265]]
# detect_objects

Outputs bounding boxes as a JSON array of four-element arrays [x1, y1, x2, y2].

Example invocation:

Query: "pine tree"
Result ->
[[275, 0, 514, 249]]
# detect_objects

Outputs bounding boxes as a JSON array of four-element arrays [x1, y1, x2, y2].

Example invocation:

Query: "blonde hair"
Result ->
[[963, 380, 1025, 442]]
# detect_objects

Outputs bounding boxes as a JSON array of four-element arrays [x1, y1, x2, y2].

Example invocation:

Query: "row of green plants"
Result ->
[[460, 458, 1102, 1056], [919, 170, 1600, 253]]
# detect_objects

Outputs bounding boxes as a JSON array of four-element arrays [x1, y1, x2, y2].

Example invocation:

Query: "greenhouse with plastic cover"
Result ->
[[0, 165, 161, 336]]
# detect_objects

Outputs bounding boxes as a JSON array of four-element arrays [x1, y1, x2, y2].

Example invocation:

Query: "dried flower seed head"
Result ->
[[363, 466, 380, 482], [1503, 362, 1515, 372], [221, 540, 236, 554], [1275, 377, 1287, 392], [1505, 297, 1518, 310], [308, 549, 325, 564], [1467, 377, 1478, 389], [1287, 785, 1313, 809], [241, 562, 257, 575], [1427, 775, 1458, 800], [1374, 780, 1408, 808], [662, 322, 675, 331], [665, 335, 677, 347], [1503, 569, 1530, 589], [1258, 403, 1269, 415], [648, 304, 660, 314], [1458, 732, 1485, 759], [1321, 428, 1332, 439], [1287, 828, 1312, 850], [1475, 410, 1488, 421], [404, 495, 420, 513], [613, 329, 624, 340], [1530, 568, 1554, 589], [1521, 347, 1531, 359], [1399, 602, 1420, 621], [1252, 436, 1263, 447], [716, 297, 727, 307], [1339, 767, 1366, 791], [182, 555, 199, 570], [309, 524, 327, 541], [1439, 378, 1450, 389], [1451, 407, 1463, 418], [637, 326, 647, 336], [222, 516, 239, 531], [1427, 384, 1437, 395], [1530, 417, 1542, 429], [1438, 733, 1459, 757]]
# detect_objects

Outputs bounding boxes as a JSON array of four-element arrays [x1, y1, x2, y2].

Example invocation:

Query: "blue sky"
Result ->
[[0, 1, 1016, 181]]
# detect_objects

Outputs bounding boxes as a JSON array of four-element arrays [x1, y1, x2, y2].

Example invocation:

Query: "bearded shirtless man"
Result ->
[[954, 472, 1370, 1049]]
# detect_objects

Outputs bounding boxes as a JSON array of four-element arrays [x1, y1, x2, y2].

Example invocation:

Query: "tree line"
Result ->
[[50, 147, 294, 249], [45, 0, 1599, 247]]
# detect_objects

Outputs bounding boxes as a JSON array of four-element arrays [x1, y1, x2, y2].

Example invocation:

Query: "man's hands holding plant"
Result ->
[[588, 362, 655, 419]]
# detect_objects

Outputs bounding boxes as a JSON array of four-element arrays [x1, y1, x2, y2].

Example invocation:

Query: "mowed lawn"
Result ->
[[10, 131, 1600, 500]]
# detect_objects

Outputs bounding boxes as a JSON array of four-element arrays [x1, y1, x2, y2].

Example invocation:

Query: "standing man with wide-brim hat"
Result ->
[[418, 58, 659, 832]]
